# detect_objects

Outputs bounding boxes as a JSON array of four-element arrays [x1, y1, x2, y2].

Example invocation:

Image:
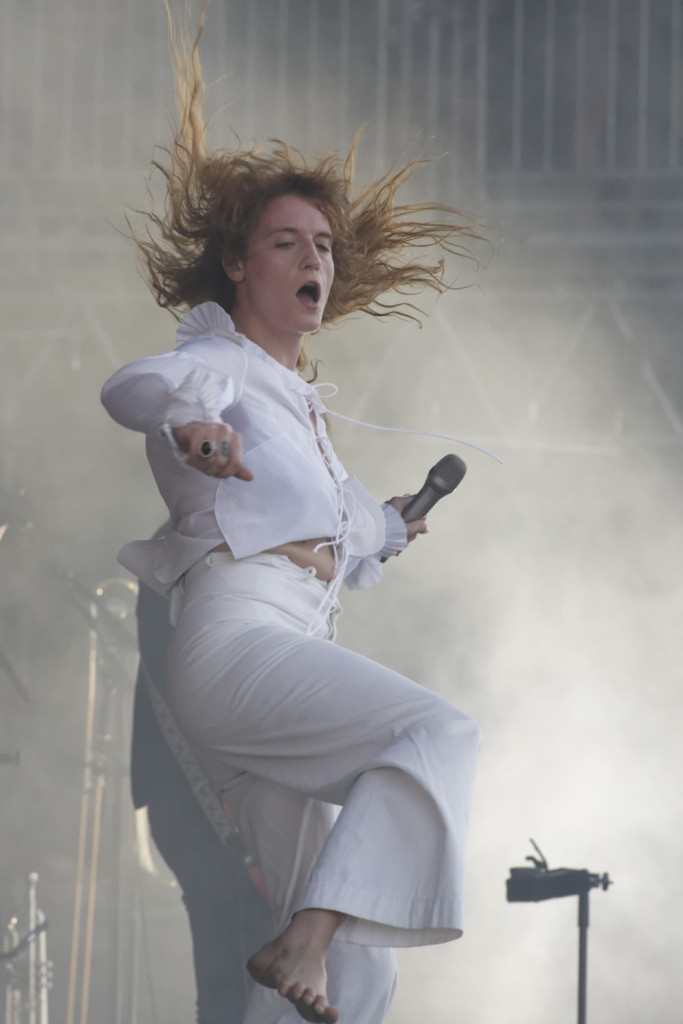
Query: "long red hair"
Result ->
[[129, 3, 485, 370]]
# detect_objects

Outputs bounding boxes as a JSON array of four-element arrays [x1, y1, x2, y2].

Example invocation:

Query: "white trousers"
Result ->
[[166, 552, 481, 1023]]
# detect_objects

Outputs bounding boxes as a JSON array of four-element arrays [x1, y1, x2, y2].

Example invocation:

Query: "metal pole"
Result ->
[[637, 0, 651, 171], [275, 0, 289, 137], [606, 0, 619, 172], [669, 0, 681, 169], [575, 0, 587, 170], [542, 0, 556, 172], [338, 0, 350, 142], [306, 0, 320, 153], [577, 889, 589, 1024], [28, 874, 37, 1024], [36, 910, 49, 1024], [476, 0, 488, 178], [65, 606, 99, 1024], [511, 0, 525, 173], [375, 0, 389, 172]]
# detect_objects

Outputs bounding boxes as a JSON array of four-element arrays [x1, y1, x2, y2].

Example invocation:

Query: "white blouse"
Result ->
[[101, 302, 406, 604]]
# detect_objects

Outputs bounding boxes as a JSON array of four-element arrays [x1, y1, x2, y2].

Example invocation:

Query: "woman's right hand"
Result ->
[[171, 421, 254, 480]]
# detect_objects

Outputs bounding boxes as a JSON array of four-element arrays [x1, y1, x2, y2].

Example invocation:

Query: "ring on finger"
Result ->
[[220, 440, 230, 459], [199, 439, 217, 458]]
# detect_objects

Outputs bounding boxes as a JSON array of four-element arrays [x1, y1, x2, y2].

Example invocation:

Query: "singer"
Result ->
[[101, 10, 482, 1024]]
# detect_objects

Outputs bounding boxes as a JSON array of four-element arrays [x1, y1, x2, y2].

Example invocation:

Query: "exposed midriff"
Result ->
[[210, 537, 337, 581]]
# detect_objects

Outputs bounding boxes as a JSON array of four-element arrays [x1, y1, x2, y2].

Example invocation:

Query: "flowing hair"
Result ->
[[130, 3, 485, 371]]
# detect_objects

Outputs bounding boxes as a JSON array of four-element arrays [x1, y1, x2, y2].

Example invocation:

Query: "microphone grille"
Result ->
[[429, 454, 467, 494]]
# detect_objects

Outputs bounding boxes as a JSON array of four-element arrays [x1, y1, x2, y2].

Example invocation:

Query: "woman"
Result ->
[[102, 12, 483, 1024]]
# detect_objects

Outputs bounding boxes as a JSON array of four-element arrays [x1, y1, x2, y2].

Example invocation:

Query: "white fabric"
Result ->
[[232, 774, 398, 1024], [166, 551, 481, 954], [100, 302, 406, 603], [103, 304, 481, 1022]]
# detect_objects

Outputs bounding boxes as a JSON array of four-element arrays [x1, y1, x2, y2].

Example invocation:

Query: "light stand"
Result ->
[[506, 839, 612, 1024], [59, 573, 140, 1024]]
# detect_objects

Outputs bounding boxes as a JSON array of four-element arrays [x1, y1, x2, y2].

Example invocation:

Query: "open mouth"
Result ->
[[296, 281, 321, 307]]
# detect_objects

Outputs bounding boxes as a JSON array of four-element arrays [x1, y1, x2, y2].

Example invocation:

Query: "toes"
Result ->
[[285, 981, 307, 1001], [292, 996, 339, 1024], [295, 1003, 328, 1024], [281, 989, 334, 1024]]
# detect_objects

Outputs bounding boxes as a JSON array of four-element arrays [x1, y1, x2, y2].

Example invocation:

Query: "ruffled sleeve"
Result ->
[[100, 303, 247, 448], [344, 502, 408, 590]]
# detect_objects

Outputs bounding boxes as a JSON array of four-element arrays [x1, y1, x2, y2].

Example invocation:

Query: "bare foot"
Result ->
[[247, 908, 343, 1023]]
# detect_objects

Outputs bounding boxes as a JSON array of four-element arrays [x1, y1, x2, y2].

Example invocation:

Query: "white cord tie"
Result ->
[[324, 408, 504, 464]]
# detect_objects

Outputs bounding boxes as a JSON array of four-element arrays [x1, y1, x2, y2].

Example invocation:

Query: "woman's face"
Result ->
[[224, 193, 335, 362]]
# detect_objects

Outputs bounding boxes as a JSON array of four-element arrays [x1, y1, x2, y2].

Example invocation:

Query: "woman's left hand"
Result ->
[[386, 495, 428, 544]]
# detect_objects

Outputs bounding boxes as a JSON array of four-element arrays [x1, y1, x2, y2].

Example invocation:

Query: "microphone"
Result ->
[[399, 453, 467, 521], [381, 453, 467, 562]]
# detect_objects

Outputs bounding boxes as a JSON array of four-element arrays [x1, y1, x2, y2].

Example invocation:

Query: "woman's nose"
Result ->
[[302, 240, 321, 267]]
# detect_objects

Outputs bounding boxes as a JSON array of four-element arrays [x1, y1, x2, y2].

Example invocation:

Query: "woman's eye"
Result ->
[[276, 241, 295, 249]]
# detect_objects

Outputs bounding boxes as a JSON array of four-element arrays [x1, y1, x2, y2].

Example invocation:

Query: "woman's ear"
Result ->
[[222, 256, 245, 283]]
